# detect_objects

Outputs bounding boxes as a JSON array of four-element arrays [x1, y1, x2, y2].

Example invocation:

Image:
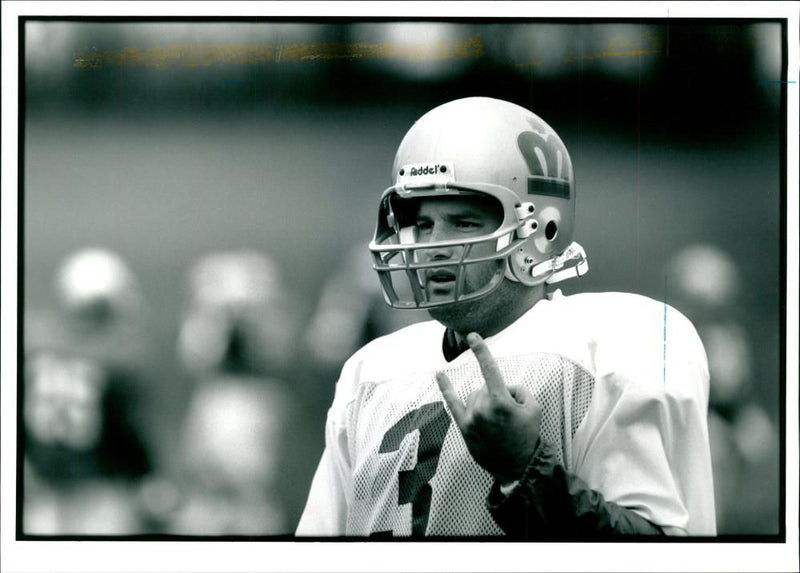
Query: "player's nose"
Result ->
[[425, 220, 456, 244], [419, 245, 458, 266], [419, 225, 456, 260]]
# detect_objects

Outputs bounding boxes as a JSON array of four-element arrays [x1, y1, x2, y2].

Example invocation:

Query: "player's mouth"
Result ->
[[425, 269, 457, 293]]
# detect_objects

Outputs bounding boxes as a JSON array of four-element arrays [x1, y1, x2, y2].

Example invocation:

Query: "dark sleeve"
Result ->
[[487, 440, 665, 540]]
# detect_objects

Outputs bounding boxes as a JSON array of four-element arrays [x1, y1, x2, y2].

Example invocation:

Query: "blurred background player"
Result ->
[[23, 248, 155, 535], [302, 243, 428, 415], [664, 244, 780, 535], [153, 249, 306, 535], [166, 377, 293, 535]]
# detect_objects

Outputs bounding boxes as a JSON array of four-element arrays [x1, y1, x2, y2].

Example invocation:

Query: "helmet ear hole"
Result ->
[[545, 221, 558, 241]]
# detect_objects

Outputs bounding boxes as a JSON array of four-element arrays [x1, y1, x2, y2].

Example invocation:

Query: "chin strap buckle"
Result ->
[[530, 242, 589, 284]]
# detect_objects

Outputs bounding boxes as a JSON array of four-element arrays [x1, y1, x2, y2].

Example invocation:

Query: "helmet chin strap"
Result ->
[[506, 241, 588, 286], [537, 242, 589, 284]]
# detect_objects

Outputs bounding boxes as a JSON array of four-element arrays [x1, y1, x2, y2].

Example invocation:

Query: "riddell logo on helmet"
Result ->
[[408, 164, 444, 176], [398, 162, 456, 185]]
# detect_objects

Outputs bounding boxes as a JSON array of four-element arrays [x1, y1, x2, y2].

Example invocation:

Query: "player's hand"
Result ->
[[435, 332, 542, 486]]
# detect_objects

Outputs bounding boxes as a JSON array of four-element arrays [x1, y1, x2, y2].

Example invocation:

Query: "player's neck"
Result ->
[[450, 283, 546, 344]]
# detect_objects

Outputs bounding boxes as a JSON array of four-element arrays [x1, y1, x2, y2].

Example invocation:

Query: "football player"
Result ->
[[165, 250, 302, 534], [23, 248, 153, 534], [296, 97, 716, 538]]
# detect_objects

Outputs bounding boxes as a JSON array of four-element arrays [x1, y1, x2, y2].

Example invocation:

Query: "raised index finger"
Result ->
[[435, 371, 468, 430], [466, 332, 508, 399]]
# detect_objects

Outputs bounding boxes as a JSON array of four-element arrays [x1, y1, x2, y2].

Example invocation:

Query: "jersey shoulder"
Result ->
[[341, 319, 445, 381], [540, 291, 708, 397], [553, 290, 702, 342]]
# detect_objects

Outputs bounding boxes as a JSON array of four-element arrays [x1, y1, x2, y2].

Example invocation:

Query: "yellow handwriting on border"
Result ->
[[515, 30, 663, 69], [73, 37, 484, 69]]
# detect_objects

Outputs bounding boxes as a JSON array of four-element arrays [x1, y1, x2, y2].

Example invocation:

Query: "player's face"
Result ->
[[413, 195, 504, 304]]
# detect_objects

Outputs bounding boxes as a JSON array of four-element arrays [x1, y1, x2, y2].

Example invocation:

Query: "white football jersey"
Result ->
[[296, 290, 716, 537]]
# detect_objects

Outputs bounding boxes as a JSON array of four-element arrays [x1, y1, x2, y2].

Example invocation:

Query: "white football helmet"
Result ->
[[55, 247, 144, 329], [369, 97, 588, 309]]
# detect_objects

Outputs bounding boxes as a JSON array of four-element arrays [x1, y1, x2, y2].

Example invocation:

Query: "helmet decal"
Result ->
[[517, 117, 571, 199]]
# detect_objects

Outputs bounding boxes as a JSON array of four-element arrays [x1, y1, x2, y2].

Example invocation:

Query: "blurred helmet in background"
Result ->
[[26, 246, 150, 372], [55, 247, 145, 333], [177, 249, 296, 377], [666, 244, 741, 313], [186, 249, 282, 310]]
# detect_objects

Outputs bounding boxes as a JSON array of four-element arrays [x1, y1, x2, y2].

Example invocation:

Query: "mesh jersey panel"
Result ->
[[345, 353, 595, 536]]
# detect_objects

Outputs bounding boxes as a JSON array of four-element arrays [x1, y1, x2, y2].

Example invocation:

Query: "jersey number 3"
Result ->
[[377, 402, 451, 536]]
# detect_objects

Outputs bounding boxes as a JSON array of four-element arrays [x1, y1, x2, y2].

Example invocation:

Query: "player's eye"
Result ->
[[454, 219, 481, 230], [417, 220, 434, 233]]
